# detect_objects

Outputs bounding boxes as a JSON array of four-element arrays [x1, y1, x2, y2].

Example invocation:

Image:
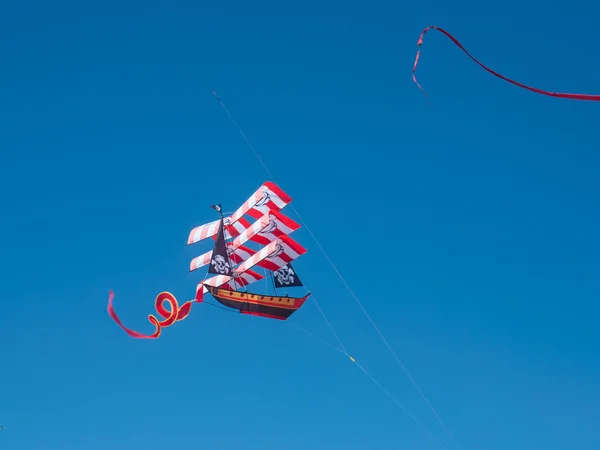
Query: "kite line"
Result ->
[[413, 26, 600, 101], [211, 90, 460, 450], [205, 294, 448, 449]]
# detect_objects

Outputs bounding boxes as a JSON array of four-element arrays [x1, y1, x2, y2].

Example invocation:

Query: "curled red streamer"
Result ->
[[413, 26, 600, 101], [107, 290, 193, 339]]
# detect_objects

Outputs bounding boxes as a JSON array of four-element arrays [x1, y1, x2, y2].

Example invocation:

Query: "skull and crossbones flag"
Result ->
[[208, 218, 233, 276], [210, 204, 222, 213], [273, 263, 303, 288]]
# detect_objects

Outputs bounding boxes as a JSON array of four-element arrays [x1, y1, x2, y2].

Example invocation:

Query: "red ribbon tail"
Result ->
[[107, 290, 161, 339], [412, 49, 427, 99], [413, 26, 600, 102], [195, 286, 204, 303]]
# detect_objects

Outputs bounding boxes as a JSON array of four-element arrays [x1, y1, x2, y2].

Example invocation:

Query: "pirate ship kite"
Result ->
[[188, 181, 311, 320], [107, 181, 311, 339]]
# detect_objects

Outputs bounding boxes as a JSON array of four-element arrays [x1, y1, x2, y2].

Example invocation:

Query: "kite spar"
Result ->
[[413, 26, 600, 101]]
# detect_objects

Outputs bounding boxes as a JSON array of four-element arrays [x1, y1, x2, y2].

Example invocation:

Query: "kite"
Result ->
[[413, 26, 600, 101], [108, 181, 311, 338]]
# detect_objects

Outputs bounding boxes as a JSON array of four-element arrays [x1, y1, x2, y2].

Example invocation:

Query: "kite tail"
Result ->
[[413, 26, 600, 101], [107, 290, 194, 339]]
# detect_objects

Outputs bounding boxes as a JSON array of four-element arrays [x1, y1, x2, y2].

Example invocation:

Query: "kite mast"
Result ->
[[207, 204, 241, 292]]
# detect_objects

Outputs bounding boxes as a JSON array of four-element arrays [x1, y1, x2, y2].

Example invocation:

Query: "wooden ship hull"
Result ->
[[205, 285, 310, 320]]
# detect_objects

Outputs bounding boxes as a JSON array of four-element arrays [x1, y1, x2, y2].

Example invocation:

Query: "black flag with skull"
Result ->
[[208, 218, 233, 276], [273, 263, 303, 288]]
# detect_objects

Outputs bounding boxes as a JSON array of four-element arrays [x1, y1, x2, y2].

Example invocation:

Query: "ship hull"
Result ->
[[205, 285, 310, 320]]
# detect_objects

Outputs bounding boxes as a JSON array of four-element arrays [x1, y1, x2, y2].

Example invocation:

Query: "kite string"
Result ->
[[352, 360, 449, 450], [292, 322, 449, 450], [212, 91, 459, 449], [291, 198, 461, 450], [211, 90, 279, 182], [204, 298, 448, 450], [210, 92, 347, 363], [290, 323, 345, 355], [292, 206, 462, 449], [306, 291, 348, 356]]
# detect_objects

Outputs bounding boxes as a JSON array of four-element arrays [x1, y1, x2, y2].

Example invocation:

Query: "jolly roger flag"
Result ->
[[208, 218, 233, 276], [273, 263, 303, 288]]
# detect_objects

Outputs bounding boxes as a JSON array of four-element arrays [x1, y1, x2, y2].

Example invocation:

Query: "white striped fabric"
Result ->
[[189, 244, 257, 272], [196, 269, 264, 295], [187, 181, 293, 245], [234, 235, 307, 274]]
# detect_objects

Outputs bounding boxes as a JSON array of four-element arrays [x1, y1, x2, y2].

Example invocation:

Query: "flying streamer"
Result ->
[[413, 26, 600, 101]]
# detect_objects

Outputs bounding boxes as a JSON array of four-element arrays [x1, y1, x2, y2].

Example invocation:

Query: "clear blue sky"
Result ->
[[1, 0, 599, 449]]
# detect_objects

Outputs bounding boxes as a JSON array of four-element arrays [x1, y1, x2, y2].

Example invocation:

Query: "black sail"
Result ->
[[273, 263, 303, 288], [208, 218, 233, 276]]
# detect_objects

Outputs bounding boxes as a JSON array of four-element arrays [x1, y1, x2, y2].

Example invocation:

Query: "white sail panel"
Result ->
[[247, 210, 301, 246], [187, 181, 292, 246], [220, 269, 263, 290], [231, 210, 300, 250], [187, 218, 232, 245], [229, 181, 293, 223], [225, 216, 252, 237], [187, 216, 251, 246], [235, 235, 307, 274], [197, 269, 264, 295], [228, 244, 257, 264], [189, 244, 257, 272]]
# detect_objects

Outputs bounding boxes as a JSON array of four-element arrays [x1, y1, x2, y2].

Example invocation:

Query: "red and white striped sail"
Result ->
[[189, 244, 257, 272], [229, 181, 293, 223], [227, 244, 256, 265], [234, 235, 307, 274], [189, 210, 300, 273], [188, 181, 307, 300], [196, 268, 264, 296], [187, 218, 228, 244], [195, 236, 305, 297], [231, 210, 300, 248], [187, 181, 293, 245]]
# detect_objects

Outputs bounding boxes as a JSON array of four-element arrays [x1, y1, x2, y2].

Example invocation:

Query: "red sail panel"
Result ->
[[227, 244, 257, 265], [234, 235, 307, 274], [229, 181, 293, 223], [187, 181, 293, 245], [220, 269, 264, 290], [231, 211, 300, 249], [225, 216, 252, 237], [189, 243, 257, 272], [196, 268, 264, 298], [246, 210, 301, 246], [187, 218, 224, 245]]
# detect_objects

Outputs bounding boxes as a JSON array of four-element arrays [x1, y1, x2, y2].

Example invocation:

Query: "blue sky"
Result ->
[[1, 0, 599, 449]]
